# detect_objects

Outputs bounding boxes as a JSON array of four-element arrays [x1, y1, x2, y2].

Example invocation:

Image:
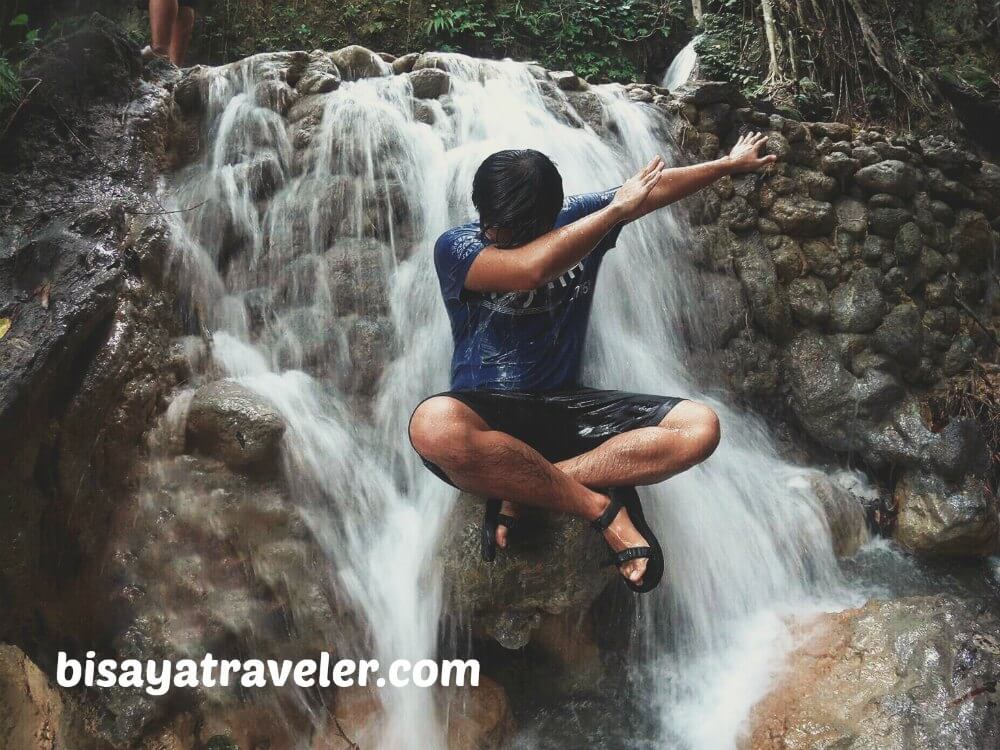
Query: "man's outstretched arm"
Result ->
[[464, 156, 664, 294], [634, 131, 777, 219]]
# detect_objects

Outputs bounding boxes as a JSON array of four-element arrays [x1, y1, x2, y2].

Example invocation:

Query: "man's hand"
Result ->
[[610, 155, 664, 221], [726, 131, 778, 174]]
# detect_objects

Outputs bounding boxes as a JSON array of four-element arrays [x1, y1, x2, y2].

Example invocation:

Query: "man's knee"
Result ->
[[408, 396, 481, 471], [687, 402, 721, 460], [659, 400, 720, 464]]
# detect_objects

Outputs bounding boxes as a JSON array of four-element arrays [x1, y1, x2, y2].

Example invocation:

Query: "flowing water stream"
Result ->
[[161, 52, 857, 748]]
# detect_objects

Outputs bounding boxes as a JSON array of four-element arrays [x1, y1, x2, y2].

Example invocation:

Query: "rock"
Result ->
[[800, 239, 840, 281], [851, 145, 880, 166], [325, 238, 391, 316], [951, 210, 996, 271], [440, 494, 614, 649], [675, 81, 738, 106], [868, 206, 913, 237], [810, 122, 852, 141], [391, 52, 419, 74], [735, 240, 792, 340], [854, 159, 921, 197], [408, 67, 450, 99], [333, 678, 515, 749], [331, 45, 390, 80], [564, 90, 611, 136], [829, 267, 885, 333], [895, 470, 998, 557], [871, 303, 922, 366], [821, 151, 858, 179], [927, 167, 976, 206], [894, 221, 923, 263], [550, 70, 585, 91], [0, 645, 67, 749], [787, 276, 830, 325], [804, 472, 868, 557], [942, 334, 976, 376], [770, 196, 835, 236], [833, 197, 867, 236], [767, 236, 804, 280], [719, 195, 757, 232], [185, 380, 286, 473], [746, 596, 1000, 750], [699, 273, 748, 346], [920, 135, 980, 176], [294, 51, 341, 94]]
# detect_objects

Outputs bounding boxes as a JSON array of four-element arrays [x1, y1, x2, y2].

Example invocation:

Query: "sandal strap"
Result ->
[[603, 546, 653, 567], [590, 497, 622, 533], [496, 513, 518, 530]]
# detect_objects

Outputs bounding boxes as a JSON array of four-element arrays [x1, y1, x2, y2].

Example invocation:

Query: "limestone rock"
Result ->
[[746, 596, 1000, 750], [787, 276, 830, 325], [550, 70, 585, 91], [951, 210, 996, 271], [440, 493, 614, 649], [871, 303, 922, 366], [408, 67, 450, 99], [0, 645, 67, 750], [895, 470, 999, 557], [854, 159, 921, 197], [829, 267, 885, 333], [770, 196, 835, 236], [186, 380, 286, 472], [331, 45, 390, 80]]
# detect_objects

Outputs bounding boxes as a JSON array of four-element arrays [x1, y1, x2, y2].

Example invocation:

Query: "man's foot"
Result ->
[[141, 45, 170, 62], [596, 493, 650, 585], [495, 500, 520, 549]]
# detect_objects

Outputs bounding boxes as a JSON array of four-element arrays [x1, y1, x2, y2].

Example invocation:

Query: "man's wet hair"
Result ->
[[472, 149, 564, 248]]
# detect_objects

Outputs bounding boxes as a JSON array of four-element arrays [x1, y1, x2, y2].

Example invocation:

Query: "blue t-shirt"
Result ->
[[434, 189, 622, 391]]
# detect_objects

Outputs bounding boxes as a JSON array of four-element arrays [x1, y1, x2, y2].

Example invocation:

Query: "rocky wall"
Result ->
[[617, 78, 999, 560]]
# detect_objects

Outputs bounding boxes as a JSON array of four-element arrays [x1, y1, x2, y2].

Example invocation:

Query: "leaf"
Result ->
[[0, 318, 9, 339], [10, 13, 28, 26]]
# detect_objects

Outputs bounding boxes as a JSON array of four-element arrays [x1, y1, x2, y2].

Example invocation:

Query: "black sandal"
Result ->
[[591, 487, 664, 594], [481, 498, 519, 562]]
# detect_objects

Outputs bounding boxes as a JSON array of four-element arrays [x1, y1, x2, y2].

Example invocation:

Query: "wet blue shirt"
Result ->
[[434, 189, 622, 391]]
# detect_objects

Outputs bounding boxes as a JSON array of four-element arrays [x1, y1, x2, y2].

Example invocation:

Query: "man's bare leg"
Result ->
[[409, 396, 652, 583], [169, 6, 195, 66], [148, 0, 178, 58], [496, 401, 720, 548]]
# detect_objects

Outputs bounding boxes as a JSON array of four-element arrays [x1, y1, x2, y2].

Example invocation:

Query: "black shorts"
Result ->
[[413, 387, 686, 488]]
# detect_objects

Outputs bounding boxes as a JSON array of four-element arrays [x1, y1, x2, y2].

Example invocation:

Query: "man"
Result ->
[[409, 133, 776, 593], [142, 0, 197, 66]]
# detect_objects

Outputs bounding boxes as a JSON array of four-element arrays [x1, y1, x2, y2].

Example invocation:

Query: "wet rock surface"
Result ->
[[747, 596, 1000, 750]]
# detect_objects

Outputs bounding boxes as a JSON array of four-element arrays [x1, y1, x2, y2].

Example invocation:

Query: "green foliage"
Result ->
[[421, 0, 686, 82], [696, 9, 760, 89], [0, 54, 21, 120]]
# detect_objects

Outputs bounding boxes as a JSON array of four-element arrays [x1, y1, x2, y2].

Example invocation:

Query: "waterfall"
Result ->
[[160, 51, 850, 749], [661, 36, 702, 91]]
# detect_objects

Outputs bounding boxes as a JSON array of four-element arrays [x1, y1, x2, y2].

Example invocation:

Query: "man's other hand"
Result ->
[[611, 156, 665, 221], [727, 131, 778, 173]]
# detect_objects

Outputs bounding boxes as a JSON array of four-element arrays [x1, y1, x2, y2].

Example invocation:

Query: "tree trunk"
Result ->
[[761, 0, 782, 83], [691, 0, 703, 23]]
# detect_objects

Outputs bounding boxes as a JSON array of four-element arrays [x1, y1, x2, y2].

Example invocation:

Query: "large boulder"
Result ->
[[854, 159, 921, 197], [330, 45, 390, 80], [0, 645, 68, 750], [408, 68, 451, 99], [440, 494, 614, 649], [185, 380, 286, 472], [894, 470, 998, 557], [769, 196, 835, 236], [829, 267, 885, 333], [746, 595, 1000, 749]]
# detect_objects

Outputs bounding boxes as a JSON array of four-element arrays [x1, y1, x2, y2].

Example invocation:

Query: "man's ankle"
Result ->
[[583, 488, 611, 523]]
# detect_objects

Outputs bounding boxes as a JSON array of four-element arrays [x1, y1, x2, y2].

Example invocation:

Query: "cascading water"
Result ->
[[661, 36, 702, 91], [159, 50, 856, 748]]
